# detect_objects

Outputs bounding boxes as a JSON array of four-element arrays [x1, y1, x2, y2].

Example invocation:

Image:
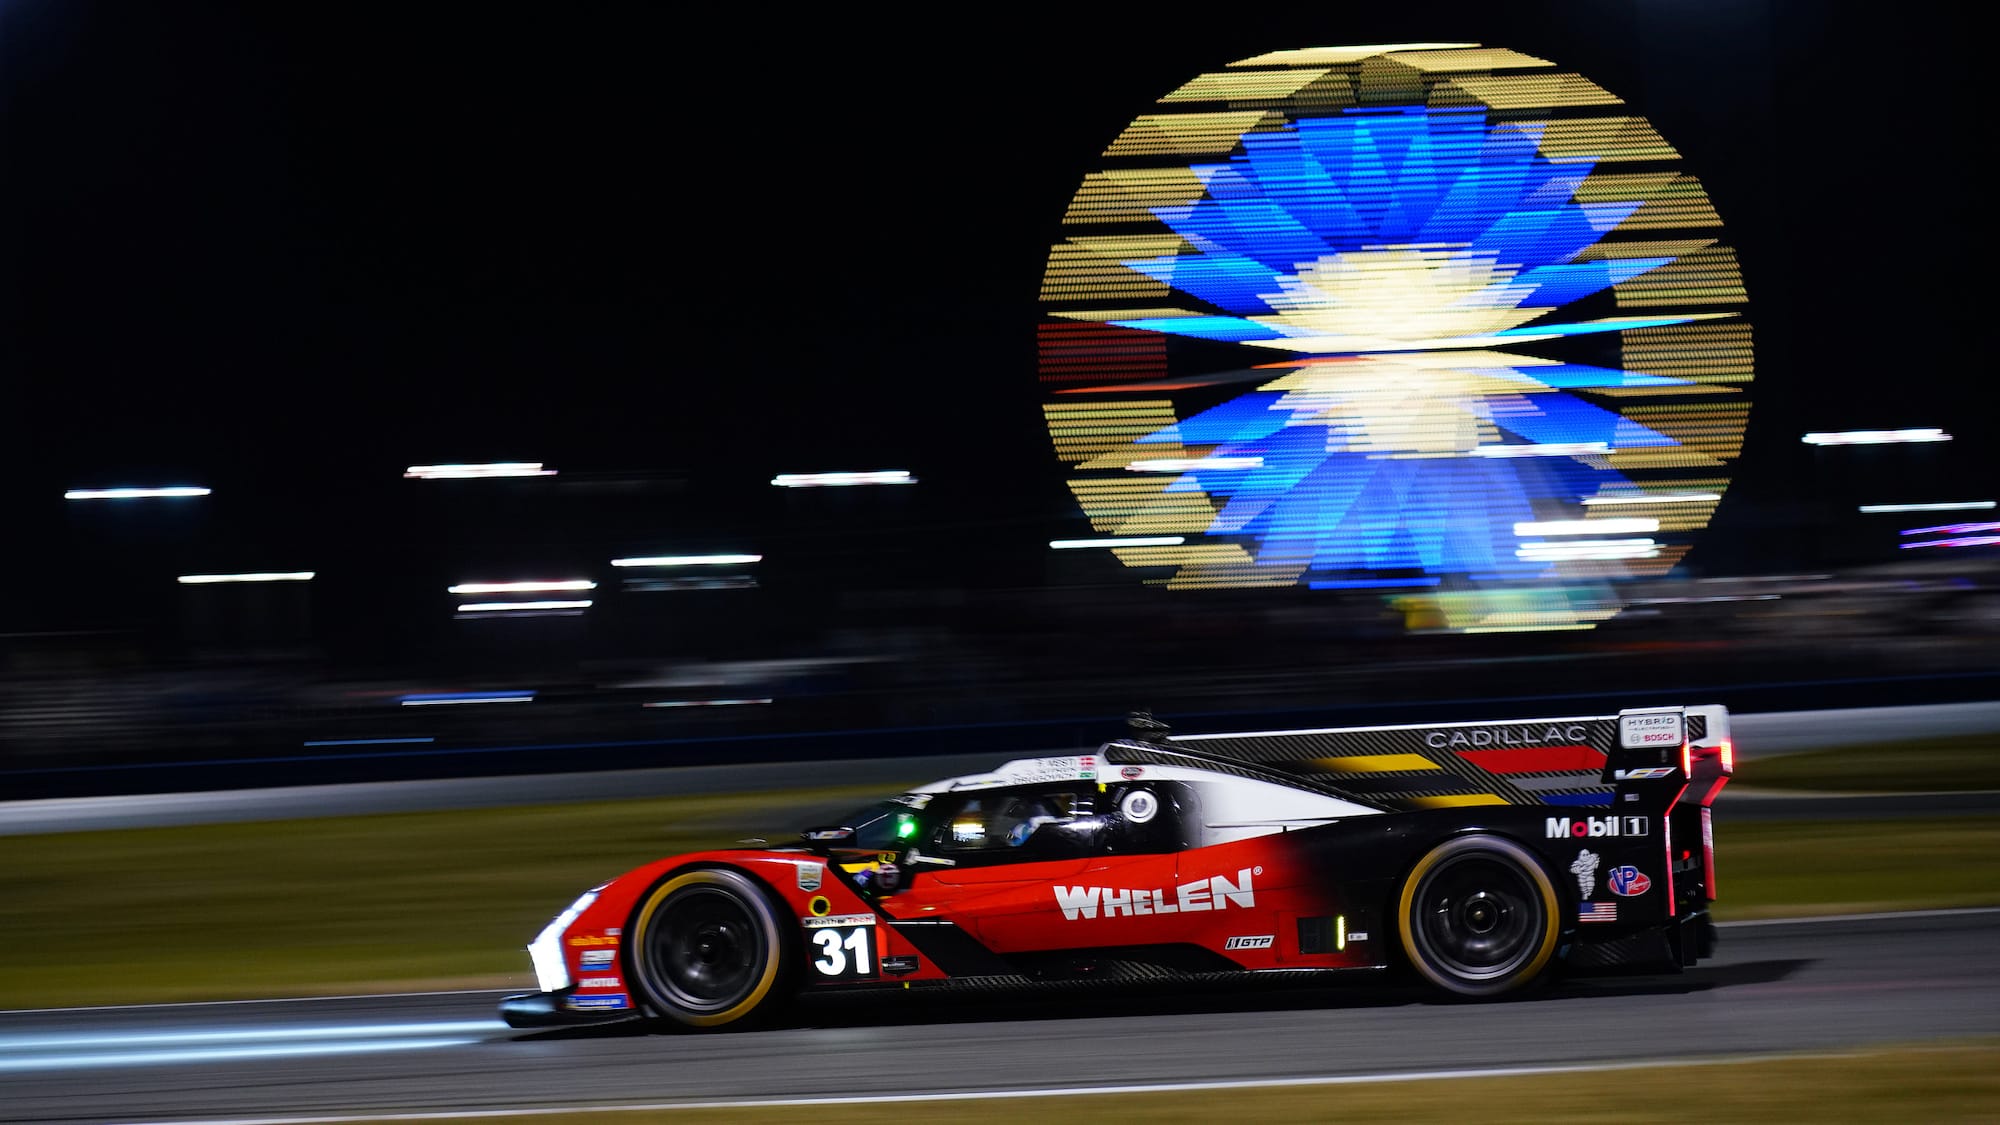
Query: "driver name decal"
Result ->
[[1054, 868, 1256, 920]]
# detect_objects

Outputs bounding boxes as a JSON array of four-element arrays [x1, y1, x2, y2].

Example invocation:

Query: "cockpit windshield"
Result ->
[[824, 797, 927, 852]]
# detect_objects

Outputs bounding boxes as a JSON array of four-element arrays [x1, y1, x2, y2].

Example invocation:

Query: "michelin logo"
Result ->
[[1055, 868, 1256, 920], [1571, 848, 1600, 898], [1547, 816, 1650, 840]]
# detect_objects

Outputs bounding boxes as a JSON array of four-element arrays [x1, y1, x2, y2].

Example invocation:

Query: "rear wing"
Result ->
[[1156, 705, 1733, 813]]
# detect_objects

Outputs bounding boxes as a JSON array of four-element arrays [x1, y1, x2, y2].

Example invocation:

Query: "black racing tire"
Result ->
[[628, 867, 796, 1029], [1396, 834, 1560, 999]]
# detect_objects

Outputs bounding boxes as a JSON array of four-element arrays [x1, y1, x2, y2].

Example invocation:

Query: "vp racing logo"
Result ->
[[1054, 868, 1256, 920]]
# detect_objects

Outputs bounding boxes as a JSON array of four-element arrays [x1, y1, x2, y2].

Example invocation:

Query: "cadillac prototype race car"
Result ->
[[500, 704, 1733, 1029]]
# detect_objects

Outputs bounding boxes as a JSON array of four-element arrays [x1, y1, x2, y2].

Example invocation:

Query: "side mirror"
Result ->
[[799, 825, 857, 853]]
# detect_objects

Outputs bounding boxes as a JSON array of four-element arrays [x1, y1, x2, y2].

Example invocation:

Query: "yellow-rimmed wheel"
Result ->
[[630, 868, 794, 1029], [1397, 835, 1559, 999]]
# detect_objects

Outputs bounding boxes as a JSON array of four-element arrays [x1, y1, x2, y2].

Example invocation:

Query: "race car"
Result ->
[[500, 704, 1733, 1029]]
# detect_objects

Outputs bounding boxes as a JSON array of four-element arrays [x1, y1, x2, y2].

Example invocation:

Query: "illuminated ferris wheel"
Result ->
[[1040, 44, 1751, 632]]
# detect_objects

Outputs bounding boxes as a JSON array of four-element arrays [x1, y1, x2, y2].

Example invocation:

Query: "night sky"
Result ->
[[1, 1, 1990, 661]]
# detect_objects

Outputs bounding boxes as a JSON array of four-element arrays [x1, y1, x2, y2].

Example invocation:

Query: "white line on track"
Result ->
[[0, 1037, 486, 1074], [0, 1020, 507, 1049], [0, 989, 516, 1016], [115, 1050, 1870, 1124]]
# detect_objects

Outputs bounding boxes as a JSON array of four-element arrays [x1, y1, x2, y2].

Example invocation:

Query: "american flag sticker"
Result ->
[[1579, 902, 1618, 923]]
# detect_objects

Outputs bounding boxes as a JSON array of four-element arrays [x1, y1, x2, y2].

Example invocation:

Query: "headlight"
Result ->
[[526, 889, 600, 994]]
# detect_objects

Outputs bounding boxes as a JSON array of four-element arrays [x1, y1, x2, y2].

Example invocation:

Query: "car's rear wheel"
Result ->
[[1396, 834, 1559, 998], [629, 867, 794, 1029]]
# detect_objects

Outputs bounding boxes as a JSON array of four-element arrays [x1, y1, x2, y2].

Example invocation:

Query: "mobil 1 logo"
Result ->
[[1546, 815, 1650, 840]]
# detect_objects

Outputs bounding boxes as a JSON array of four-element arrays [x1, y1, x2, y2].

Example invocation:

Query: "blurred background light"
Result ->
[[1469, 442, 1614, 459], [1309, 576, 1443, 589], [610, 554, 762, 567], [1514, 519, 1660, 536], [1049, 535, 1186, 549], [1902, 522, 2000, 536], [1859, 501, 1995, 514], [403, 463, 554, 479], [397, 692, 535, 706], [1801, 429, 1951, 446], [454, 600, 592, 613], [1581, 492, 1721, 505], [64, 487, 210, 500], [177, 572, 316, 584], [621, 575, 758, 591], [1516, 539, 1661, 561], [1041, 44, 1753, 629], [769, 471, 915, 488], [446, 580, 595, 594], [1128, 457, 1264, 472], [641, 698, 773, 708], [1901, 536, 2000, 550]]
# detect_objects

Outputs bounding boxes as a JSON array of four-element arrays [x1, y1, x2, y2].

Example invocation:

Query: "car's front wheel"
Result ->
[[629, 867, 794, 1029], [1396, 834, 1559, 998]]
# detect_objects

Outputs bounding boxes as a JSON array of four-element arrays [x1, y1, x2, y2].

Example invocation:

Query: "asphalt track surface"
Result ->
[[1, 910, 1994, 1123], [5, 701, 1998, 835]]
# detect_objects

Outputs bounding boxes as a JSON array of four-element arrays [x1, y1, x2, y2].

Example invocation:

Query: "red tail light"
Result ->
[[1720, 739, 1734, 773], [1680, 741, 1692, 777]]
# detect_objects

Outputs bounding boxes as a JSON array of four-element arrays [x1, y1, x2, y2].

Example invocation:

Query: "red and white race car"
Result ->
[[500, 705, 1732, 1029]]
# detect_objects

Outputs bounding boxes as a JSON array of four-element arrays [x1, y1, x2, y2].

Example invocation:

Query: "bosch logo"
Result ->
[[1121, 766, 1144, 780]]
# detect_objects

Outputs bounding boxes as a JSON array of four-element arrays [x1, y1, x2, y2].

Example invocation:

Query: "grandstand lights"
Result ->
[[611, 554, 762, 567], [446, 580, 595, 594], [178, 572, 316, 584], [64, 486, 210, 500], [770, 471, 915, 488], [1800, 429, 1951, 446], [404, 463, 555, 479]]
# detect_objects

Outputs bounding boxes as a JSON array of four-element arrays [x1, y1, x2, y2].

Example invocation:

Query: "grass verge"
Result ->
[[0, 782, 901, 1009], [1714, 816, 2000, 918], [388, 1041, 2000, 1123], [1745, 731, 2000, 791], [1, 794, 1996, 1008]]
